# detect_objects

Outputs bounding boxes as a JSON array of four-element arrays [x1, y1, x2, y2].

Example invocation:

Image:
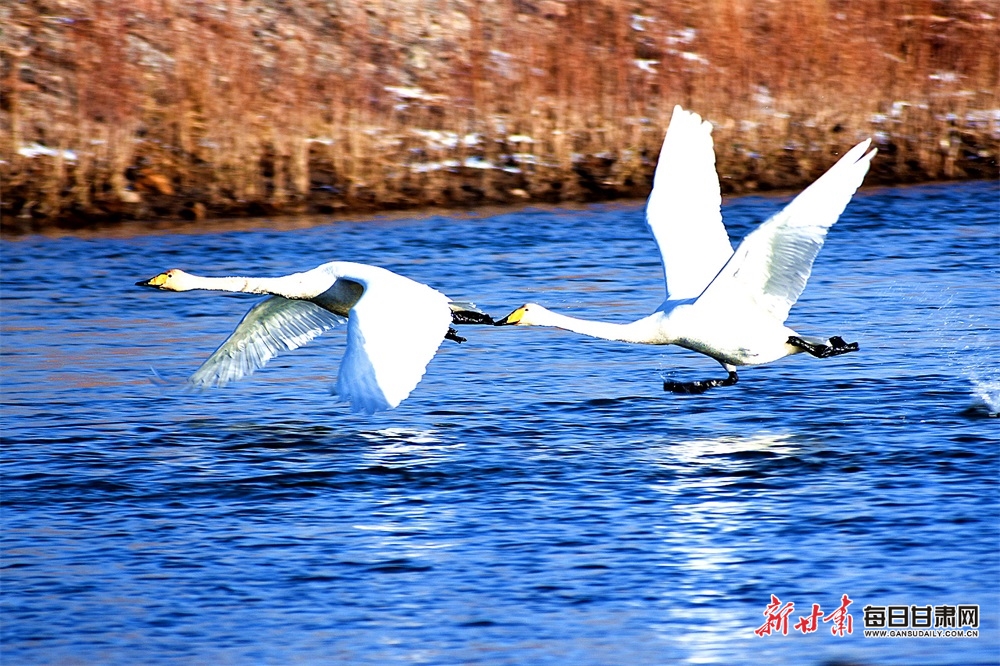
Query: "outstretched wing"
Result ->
[[333, 264, 452, 414], [189, 296, 345, 387], [646, 105, 734, 301], [697, 140, 876, 323]]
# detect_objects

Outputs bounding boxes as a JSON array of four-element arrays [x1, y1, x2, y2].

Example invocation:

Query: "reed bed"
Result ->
[[1, 0, 997, 231]]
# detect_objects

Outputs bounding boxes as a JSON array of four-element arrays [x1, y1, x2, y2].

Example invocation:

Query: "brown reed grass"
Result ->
[[1, 0, 997, 232]]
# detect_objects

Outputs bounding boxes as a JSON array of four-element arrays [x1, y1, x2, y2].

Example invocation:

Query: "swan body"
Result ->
[[137, 261, 490, 413], [497, 105, 876, 393]]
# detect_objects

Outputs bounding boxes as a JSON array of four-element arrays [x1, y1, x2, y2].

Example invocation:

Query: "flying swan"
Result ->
[[136, 261, 493, 413], [496, 105, 876, 393]]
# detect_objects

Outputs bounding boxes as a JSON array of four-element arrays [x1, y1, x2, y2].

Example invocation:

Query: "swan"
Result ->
[[496, 105, 876, 394], [136, 261, 493, 413]]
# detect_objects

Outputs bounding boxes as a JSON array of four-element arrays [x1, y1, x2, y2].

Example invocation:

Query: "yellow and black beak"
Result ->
[[494, 306, 526, 326], [135, 273, 168, 289]]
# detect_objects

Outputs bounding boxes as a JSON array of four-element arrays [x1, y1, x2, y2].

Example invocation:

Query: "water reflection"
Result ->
[[669, 432, 800, 464]]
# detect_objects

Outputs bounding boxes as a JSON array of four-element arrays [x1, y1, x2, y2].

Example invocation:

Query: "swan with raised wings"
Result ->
[[496, 105, 876, 393], [137, 262, 493, 413]]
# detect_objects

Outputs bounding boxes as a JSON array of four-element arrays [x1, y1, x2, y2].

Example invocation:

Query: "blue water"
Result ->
[[2, 180, 998, 665]]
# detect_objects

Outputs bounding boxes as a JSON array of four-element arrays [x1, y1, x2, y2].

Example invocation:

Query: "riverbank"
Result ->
[[2, 0, 997, 234]]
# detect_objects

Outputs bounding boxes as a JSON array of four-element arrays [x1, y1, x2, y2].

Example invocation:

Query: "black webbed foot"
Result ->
[[445, 327, 467, 344], [451, 310, 495, 325], [664, 371, 738, 394], [788, 335, 859, 358]]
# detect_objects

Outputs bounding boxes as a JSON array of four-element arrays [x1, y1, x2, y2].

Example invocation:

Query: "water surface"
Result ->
[[2, 180, 998, 664]]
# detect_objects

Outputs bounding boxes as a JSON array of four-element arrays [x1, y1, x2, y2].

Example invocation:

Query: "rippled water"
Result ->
[[2, 181, 998, 665]]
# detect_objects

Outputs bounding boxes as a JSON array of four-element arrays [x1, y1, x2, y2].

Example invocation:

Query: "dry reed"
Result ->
[[1, 0, 997, 232]]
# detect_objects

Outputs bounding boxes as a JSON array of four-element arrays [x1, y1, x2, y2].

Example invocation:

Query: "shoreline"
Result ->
[[3, 148, 997, 237], [3, 178, 993, 241]]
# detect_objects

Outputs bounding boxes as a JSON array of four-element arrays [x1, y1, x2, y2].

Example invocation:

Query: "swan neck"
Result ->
[[183, 274, 296, 297], [540, 310, 653, 344]]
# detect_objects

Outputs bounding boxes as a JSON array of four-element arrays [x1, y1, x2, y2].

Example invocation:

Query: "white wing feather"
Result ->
[[189, 296, 345, 387], [333, 265, 452, 414], [646, 105, 734, 301], [698, 140, 876, 322]]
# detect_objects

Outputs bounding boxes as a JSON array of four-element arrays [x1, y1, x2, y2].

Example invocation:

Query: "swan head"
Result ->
[[135, 269, 197, 291], [495, 303, 549, 326]]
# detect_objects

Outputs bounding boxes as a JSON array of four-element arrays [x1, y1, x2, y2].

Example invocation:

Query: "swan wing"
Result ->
[[333, 264, 452, 414], [697, 140, 876, 322], [646, 105, 734, 301], [189, 296, 344, 387]]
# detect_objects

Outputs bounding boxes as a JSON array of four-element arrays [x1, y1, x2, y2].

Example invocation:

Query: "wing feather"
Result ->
[[697, 140, 876, 322], [333, 265, 452, 414], [189, 296, 345, 387], [646, 105, 734, 301]]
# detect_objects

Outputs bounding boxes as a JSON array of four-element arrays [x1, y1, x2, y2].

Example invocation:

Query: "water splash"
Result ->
[[968, 375, 1000, 417], [861, 278, 999, 419]]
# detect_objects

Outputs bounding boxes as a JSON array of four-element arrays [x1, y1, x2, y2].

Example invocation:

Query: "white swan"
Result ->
[[136, 261, 493, 413], [496, 105, 876, 393]]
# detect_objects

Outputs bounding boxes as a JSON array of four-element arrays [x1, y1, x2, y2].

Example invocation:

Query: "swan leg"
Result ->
[[663, 368, 739, 394], [446, 308, 493, 343], [788, 335, 859, 358]]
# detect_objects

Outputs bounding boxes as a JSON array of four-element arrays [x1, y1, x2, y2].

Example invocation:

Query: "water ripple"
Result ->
[[2, 181, 998, 665]]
